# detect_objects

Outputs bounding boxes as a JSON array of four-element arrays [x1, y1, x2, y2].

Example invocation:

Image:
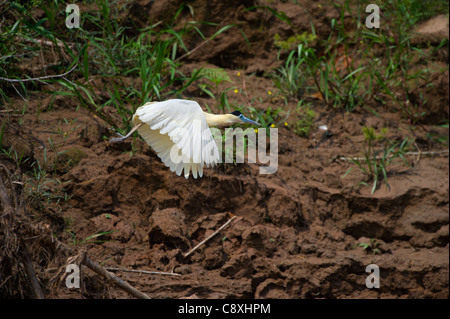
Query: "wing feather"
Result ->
[[132, 99, 219, 178]]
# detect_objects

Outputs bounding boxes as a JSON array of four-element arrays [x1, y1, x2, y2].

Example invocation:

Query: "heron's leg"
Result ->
[[109, 123, 143, 143]]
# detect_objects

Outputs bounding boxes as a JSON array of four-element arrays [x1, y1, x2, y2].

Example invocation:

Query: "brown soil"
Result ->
[[1, 1, 448, 299]]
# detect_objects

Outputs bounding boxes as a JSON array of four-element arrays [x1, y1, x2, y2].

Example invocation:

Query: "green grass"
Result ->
[[57, 7, 229, 132], [271, 45, 310, 103], [294, 101, 315, 138], [344, 127, 412, 194], [273, 32, 316, 51], [397, 0, 449, 23], [1, 1, 232, 131], [266, 0, 448, 118], [355, 238, 382, 255], [427, 123, 449, 146], [260, 0, 447, 193], [194, 67, 233, 99], [194, 67, 237, 114], [25, 157, 73, 212], [245, 105, 289, 131], [0, 0, 234, 210]]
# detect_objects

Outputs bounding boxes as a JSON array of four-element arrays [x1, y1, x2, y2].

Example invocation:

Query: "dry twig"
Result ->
[[174, 37, 213, 62], [337, 150, 449, 162], [0, 64, 77, 84], [105, 267, 181, 277], [0, 169, 45, 299], [21, 250, 45, 299], [19, 37, 75, 50], [83, 256, 151, 299], [184, 216, 238, 258]]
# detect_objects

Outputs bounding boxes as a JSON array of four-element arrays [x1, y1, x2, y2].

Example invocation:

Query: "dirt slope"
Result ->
[[1, 0, 448, 299]]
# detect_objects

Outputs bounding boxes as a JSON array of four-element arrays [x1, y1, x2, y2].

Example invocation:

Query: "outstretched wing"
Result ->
[[132, 99, 220, 178]]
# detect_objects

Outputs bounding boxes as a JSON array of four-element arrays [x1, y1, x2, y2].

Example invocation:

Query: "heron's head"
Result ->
[[230, 110, 260, 126]]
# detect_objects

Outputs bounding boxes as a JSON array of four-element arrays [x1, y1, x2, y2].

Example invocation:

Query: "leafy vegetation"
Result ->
[[355, 238, 382, 255], [194, 67, 233, 100], [294, 101, 315, 138], [261, 0, 447, 192], [344, 127, 412, 194], [271, 45, 310, 103], [273, 32, 316, 51], [268, 0, 449, 117], [0, 0, 233, 215]]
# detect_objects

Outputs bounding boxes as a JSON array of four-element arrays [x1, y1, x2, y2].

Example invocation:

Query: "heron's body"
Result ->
[[111, 99, 259, 179]]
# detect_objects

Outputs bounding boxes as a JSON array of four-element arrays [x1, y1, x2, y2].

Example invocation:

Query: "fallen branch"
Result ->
[[0, 64, 77, 84], [0, 171, 12, 210], [174, 37, 214, 62], [338, 149, 449, 162], [174, 25, 233, 62], [83, 256, 151, 299], [0, 169, 45, 299], [22, 250, 45, 299], [20, 37, 75, 50], [184, 216, 238, 258], [105, 267, 181, 277]]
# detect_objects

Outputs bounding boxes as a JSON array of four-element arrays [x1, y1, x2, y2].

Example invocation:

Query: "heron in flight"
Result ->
[[110, 99, 260, 179]]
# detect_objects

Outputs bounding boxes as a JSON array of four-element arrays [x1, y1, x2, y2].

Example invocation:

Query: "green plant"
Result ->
[[66, 228, 115, 246], [264, 1, 448, 116], [271, 45, 310, 102], [360, 0, 447, 123], [41, 3, 233, 136], [58, 26, 193, 130], [344, 127, 412, 194], [294, 101, 315, 137], [263, 4, 377, 111], [273, 32, 316, 51], [403, 0, 449, 22], [427, 123, 449, 146], [1, 146, 30, 167], [25, 158, 72, 211], [0, 122, 30, 167], [246, 106, 289, 131], [356, 238, 381, 255], [194, 67, 233, 99], [47, 118, 80, 152], [64, 213, 114, 246]]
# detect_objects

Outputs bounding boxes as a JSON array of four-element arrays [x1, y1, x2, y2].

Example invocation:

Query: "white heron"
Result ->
[[110, 99, 260, 179]]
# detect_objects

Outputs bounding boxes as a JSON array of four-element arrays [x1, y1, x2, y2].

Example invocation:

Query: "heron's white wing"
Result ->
[[132, 99, 220, 178]]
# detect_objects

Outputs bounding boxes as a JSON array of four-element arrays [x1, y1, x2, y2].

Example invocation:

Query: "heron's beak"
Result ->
[[239, 114, 260, 126]]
